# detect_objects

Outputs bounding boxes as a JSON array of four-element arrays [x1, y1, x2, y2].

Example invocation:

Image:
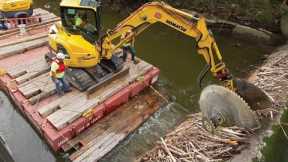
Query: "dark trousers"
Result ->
[[53, 77, 71, 95], [122, 46, 136, 62]]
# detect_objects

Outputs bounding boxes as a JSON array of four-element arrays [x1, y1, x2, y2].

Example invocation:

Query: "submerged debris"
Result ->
[[140, 113, 252, 162]]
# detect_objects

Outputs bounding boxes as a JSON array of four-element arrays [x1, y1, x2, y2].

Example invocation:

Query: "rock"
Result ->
[[281, 13, 288, 39], [232, 25, 271, 43]]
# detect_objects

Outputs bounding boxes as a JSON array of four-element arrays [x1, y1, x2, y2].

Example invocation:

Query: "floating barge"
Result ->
[[0, 8, 161, 161]]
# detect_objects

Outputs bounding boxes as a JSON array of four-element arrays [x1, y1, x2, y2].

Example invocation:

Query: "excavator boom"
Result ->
[[101, 2, 232, 89]]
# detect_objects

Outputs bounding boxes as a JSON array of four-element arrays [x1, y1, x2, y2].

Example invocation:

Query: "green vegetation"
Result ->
[[256, 108, 288, 162], [106, 0, 284, 32]]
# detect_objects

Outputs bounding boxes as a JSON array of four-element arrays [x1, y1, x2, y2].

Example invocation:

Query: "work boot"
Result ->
[[64, 89, 72, 93], [57, 91, 65, 96]]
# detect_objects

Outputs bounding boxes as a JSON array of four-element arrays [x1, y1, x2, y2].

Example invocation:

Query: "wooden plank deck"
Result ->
[[64, 89, 163, 162], [45, 61, 153, 130], [4, 54, 54, 104], [0, 32, 47, 48], [18, 73, 55, 103], [0, 37, 48, 59], [7, 56, 49, 83]]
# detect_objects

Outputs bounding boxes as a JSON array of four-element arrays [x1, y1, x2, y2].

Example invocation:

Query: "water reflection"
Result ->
[[0, 91, 56, 162]]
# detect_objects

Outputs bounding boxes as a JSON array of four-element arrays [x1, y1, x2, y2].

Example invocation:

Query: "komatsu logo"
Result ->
[[166, 20, 187, 32]]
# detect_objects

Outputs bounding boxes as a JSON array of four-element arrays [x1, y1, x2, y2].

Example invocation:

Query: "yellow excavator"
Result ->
[[47, 0, 273, 131], [0, 0, 33, 18]]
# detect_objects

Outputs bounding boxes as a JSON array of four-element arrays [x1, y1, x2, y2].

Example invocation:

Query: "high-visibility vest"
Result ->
[[56, 61, 65, 73], [50, 60, 65, 78]]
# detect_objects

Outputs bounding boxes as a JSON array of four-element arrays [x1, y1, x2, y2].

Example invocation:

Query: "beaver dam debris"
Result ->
[[140, 44, 288, 162], [140, 113, 252, 162], [252, 45, 288, 106]]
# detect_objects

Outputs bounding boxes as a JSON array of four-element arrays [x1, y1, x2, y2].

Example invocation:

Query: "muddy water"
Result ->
[[0, 1, 270, 162]]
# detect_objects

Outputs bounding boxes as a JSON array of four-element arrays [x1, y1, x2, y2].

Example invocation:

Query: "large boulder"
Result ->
[[281, 13, 288, 39]]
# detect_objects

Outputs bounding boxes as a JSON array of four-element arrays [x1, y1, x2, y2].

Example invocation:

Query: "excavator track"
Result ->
[[65, 68, 96, 92], [45, 53, 125, 92]]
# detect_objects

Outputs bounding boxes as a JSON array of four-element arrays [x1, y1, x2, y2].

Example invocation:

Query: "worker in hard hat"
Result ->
[[50, 52, 71, 95]]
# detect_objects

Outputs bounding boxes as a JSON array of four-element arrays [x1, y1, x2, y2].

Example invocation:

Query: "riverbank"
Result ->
[[103, 1, 286, 46], [138, 44, 288, 162], [103, 0, 284, 34]]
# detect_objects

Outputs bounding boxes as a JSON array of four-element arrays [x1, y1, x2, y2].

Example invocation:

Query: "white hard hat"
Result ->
[[56, 52, 66, 60]]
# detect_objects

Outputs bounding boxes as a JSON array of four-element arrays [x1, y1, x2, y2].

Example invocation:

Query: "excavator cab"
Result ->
[[48, 0, 124, 92], [49, 0, 103, 68], [60, 2, 101, 43]]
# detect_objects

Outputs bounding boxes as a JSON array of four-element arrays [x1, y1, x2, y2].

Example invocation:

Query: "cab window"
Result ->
[[61, 7, 98, 43]]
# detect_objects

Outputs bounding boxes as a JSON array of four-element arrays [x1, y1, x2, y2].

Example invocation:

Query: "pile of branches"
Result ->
[[253, 45, 288, 106], [140, 113, 252, 162], [140, 45, 288, 162]]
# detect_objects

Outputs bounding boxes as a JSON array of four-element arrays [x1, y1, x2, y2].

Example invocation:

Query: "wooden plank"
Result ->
[[15, 61, 49, 84], [47, 61, 153, 130], [38, 100, 61, 118], [18, 73, 50, 93], [29, 83, 56, 105], [7, 56, 48, 80], [0, 37, 48, 59], [47, 79, 128, 130], [47, 94, 91, 129], [0, 32, 47, 48], [18, 73, 55, 102], [38, 91, 84, 118], [66, 89, 163, 162], [18, 64, 52, 88]]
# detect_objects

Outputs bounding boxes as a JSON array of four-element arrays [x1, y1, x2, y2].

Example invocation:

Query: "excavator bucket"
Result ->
[[199, 85, 260, 132], [235, 78, 274, 110]]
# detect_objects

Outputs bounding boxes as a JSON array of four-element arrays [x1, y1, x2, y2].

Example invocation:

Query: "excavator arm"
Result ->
[[101, 2, 234, 90], [99, 1, 274, 131]]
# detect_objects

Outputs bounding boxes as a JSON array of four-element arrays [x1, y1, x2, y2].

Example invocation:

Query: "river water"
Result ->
[[0, 1, 272, 162]]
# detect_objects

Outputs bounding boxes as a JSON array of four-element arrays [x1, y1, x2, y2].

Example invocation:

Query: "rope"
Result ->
[[149, 85, 169, 104]]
